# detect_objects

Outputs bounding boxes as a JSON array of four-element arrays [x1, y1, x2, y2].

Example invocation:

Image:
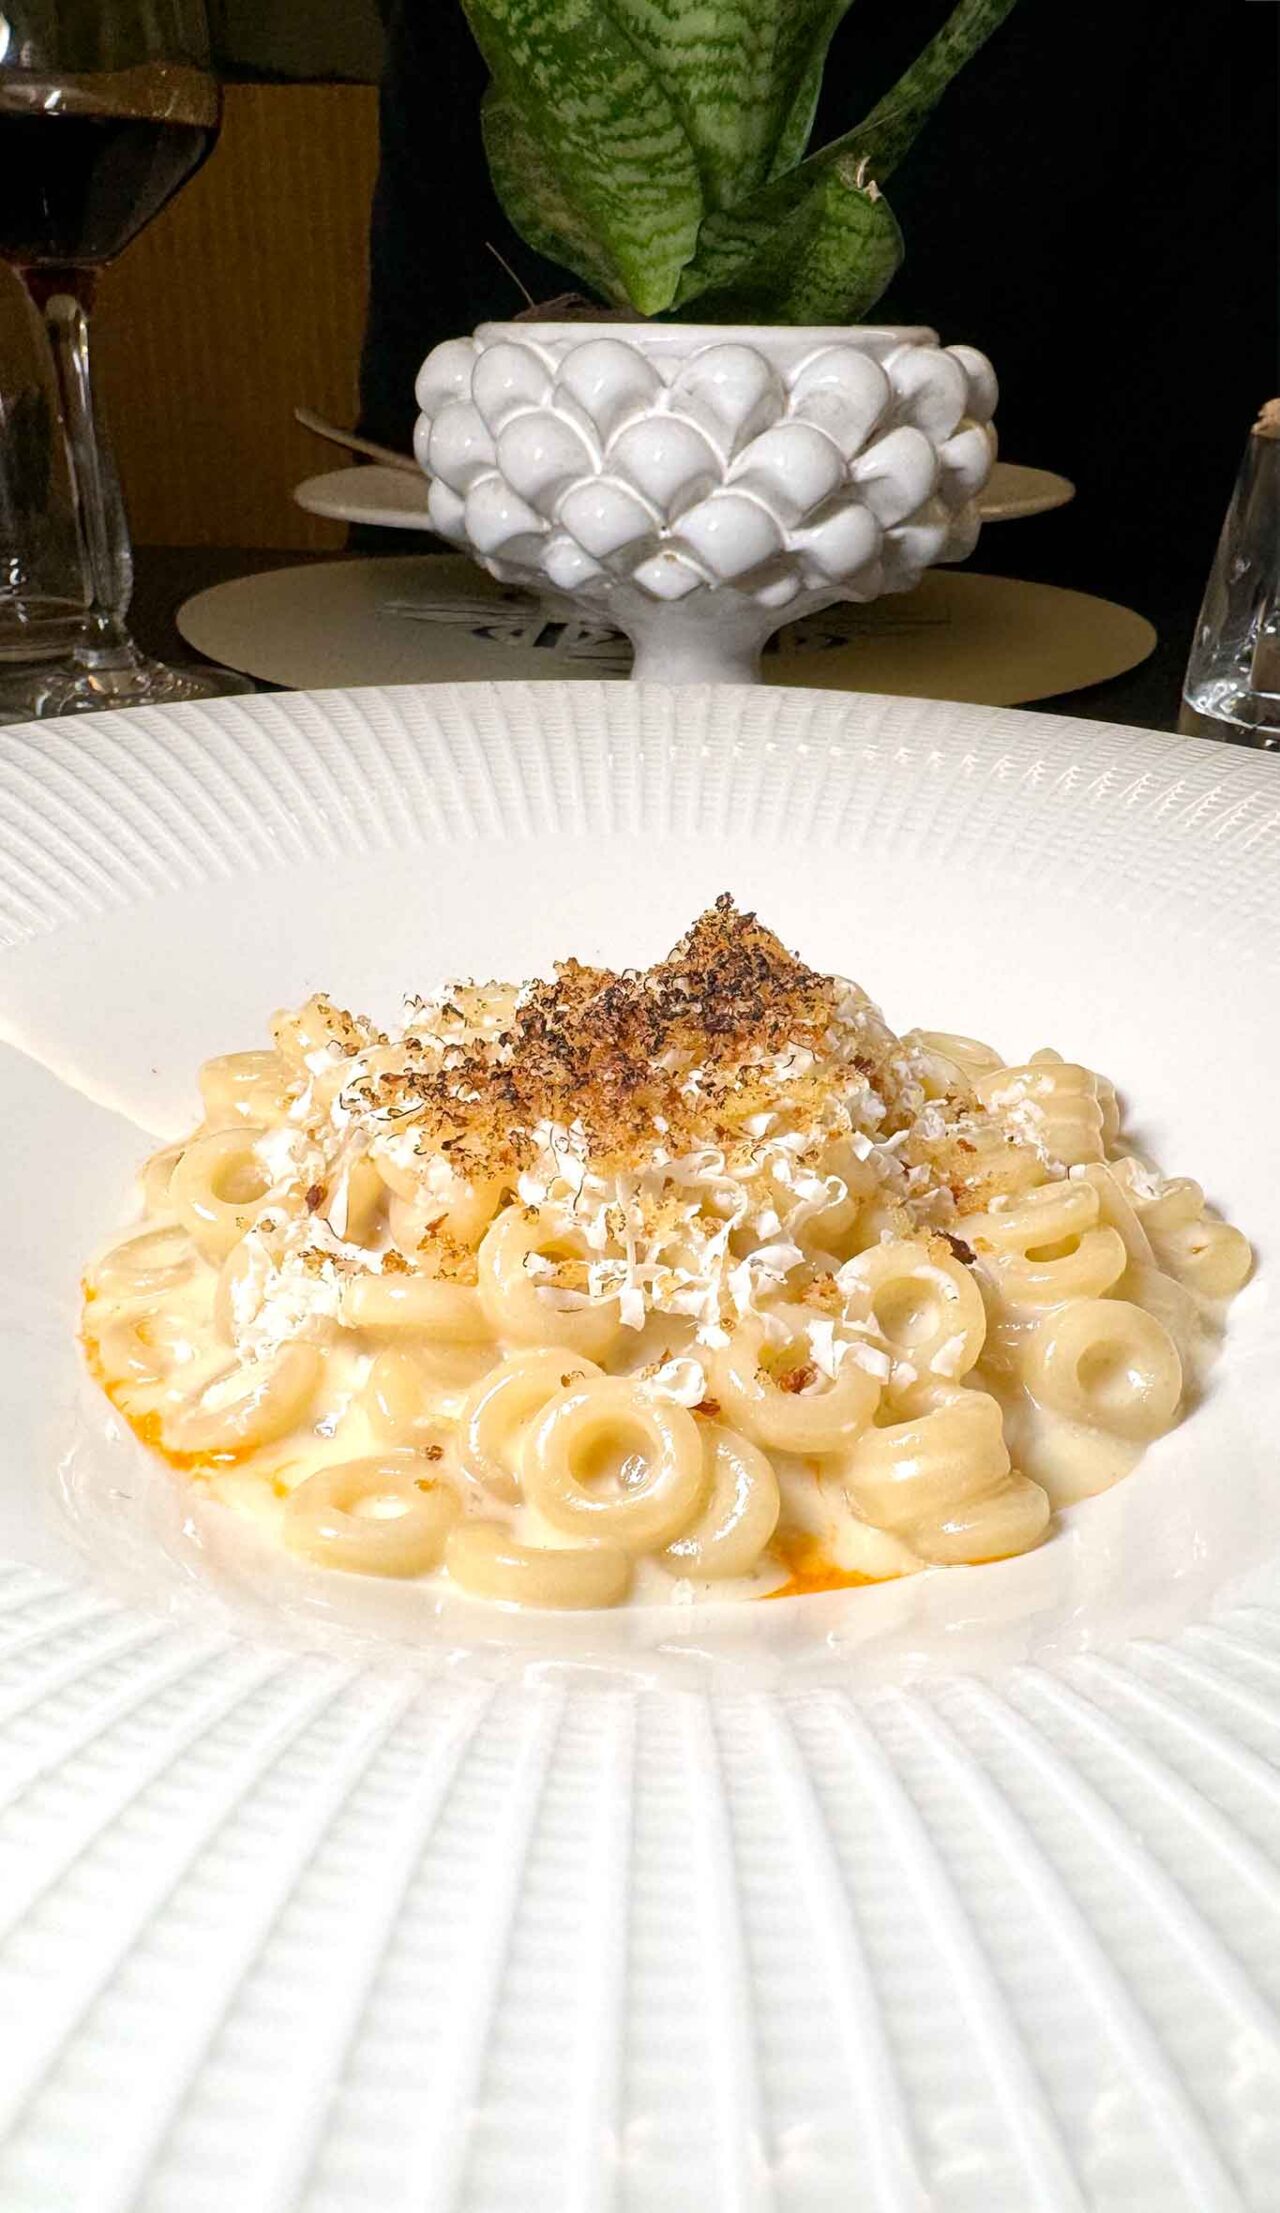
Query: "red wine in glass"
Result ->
[[0, 105, 216, 269], [0, 21, 251, 715]]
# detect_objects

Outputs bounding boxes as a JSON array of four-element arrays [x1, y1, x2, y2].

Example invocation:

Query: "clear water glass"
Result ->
[[0, 266, 84, 670], [1181, 401, 1280, 748]]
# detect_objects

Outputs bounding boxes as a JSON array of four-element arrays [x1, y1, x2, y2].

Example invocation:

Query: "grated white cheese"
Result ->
[[640, 1357, 707, 1408], [222, 950, 1027, 1378]]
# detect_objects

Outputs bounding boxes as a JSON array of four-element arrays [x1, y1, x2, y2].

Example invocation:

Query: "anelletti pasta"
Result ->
[[82, 900, 1251, 1609]]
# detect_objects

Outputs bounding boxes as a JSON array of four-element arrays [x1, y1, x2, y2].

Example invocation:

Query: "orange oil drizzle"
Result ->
[[763, 1527, 881, 1599], [81, 1310, 239, 1476], [85, 1287, 896, 1600]]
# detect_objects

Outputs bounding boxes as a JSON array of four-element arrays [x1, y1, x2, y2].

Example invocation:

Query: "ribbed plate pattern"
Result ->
[[0, 684, 1277, 2211]]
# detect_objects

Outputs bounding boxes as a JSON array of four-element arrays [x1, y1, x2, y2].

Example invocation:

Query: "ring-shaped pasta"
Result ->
[[662, 1422, 780, 1579], [1147, 1210, 1253, 1299], [214, 1234, 263, 1344], [93, 1312, 180, 1389], [929, 1474, 1052, 1566], [842, 1386, 1050, 1564], [282, 1451, 459, 1575], [322, 1157, 385, 1248], [1076, 1162, 1154, 1267], [1107, 1166, 1251, 1293], [386, 1191, 426, 1255], [477, 1205, 622, 1360], [1118, 1263, 1202, 1369], [444, 1521, 631, 1609], [1094, 1072, 1121, 1150], [414, 1341, 500, 1393], [199, 1049, 298, 1129], [789, 1151, 880, 1258], [820, 1137, 883, 1201], [139, 1141, 188, 1214], [340, 1271, 490, 1340], [440, 1172, 509, 1249], [91, 1224, 197, 1302], [754, 1140, 877, 1253], [1024, 1297, 1182, 1440], [1132, 1176, 1202, 1234], [947, 1124, 1046, 1204], [986, 1226, 1127, 1311], [977, 1058, 1105, 1167], [908, 1052, 968, 1103], [457, 1346, 604, 1503], [271, 993, 357, 1071], [909, 1029, 1004, 1083], [161, 1342, 321, 1456], [967, 1183, 1126, 1311], [309, 1044, 406, 1119], [970, 1179, 1098, 1256], [170, 1126, 279, 1264], [375, 1154, 504, 1249], [360, 1348, 466, 1450], [817, 1193, 910, 1263], [522, 1379, 705, 1550], [841, 1241, 986, 1379], [709, 1308, 879, 1454]]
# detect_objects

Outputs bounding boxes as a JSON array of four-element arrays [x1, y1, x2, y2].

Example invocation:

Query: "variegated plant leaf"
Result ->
[[482, 91, 629, 305], [675, 0, 1015, 322], [767, 0, 858, 179], [818, 0, 1022, 185], [458, 0, 704, 313], [459, 0, 1021, 323], [674, 151, 902, 323], [606, 0, 855, 211]]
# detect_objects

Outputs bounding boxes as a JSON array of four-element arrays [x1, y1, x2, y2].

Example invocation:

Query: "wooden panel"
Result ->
[[95, 85, 380, 549], [211, 0, 383, 85]]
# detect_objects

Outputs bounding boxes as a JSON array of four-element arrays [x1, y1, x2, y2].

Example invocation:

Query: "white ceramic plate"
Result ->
[[293, 457, 1076, 530], [1, 682, 1278, 2213]]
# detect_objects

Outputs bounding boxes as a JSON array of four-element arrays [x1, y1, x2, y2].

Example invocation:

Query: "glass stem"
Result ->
[[37, 283, 138, 672]]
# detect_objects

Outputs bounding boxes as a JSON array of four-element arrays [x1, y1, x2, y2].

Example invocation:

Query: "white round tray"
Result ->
[[178, 554, 1153, 704]]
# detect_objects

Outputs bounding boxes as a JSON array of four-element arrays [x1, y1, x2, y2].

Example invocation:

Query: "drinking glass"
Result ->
[[0, 263, 85, 670], [1181, 400, 1280, 748], [0, 0, 251, 714]]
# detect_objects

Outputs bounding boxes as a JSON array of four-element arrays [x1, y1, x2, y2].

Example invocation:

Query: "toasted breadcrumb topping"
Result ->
[[330, 895, 904, 1178], [221, 900, 1050, 1363]]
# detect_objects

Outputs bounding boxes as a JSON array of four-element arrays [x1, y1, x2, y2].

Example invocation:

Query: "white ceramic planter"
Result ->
[[414, 321, 998, 685]]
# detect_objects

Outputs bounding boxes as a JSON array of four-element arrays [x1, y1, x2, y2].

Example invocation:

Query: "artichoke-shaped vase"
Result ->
[[415, 321, 998, 686]]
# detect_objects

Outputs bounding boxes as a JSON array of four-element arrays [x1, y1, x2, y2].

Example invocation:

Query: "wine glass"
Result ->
[[0, 0, 252, 714]]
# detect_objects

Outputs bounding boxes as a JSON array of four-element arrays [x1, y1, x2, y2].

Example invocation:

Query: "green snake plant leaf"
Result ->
[[605, 0, 855, 211], [459, 0, 1021, 322], [820, 0, 1022, 186], [674, 152, 902, 324], [482, 91, 630, 305], [767, 0, 858, 180], [674, 0, 1016, 322], [458, 0, 704, 314]]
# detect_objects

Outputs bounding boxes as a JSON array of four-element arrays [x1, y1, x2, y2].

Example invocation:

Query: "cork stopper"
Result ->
[[1253, 400, 1280, 441]]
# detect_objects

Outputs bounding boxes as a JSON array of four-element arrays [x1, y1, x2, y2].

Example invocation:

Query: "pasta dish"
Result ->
[[82, 900, 1251, 1610]]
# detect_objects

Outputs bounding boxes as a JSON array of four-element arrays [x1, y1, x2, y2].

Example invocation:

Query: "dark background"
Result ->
[[358, 0, 1279, 619]]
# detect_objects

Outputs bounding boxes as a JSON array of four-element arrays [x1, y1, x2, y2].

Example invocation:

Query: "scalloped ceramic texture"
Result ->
[[0, 683, 1279, 2213], [414, 326, 995, 680]]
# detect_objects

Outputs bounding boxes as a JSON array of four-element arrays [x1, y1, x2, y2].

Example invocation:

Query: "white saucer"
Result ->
[[293, 457, 1077, 532]]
